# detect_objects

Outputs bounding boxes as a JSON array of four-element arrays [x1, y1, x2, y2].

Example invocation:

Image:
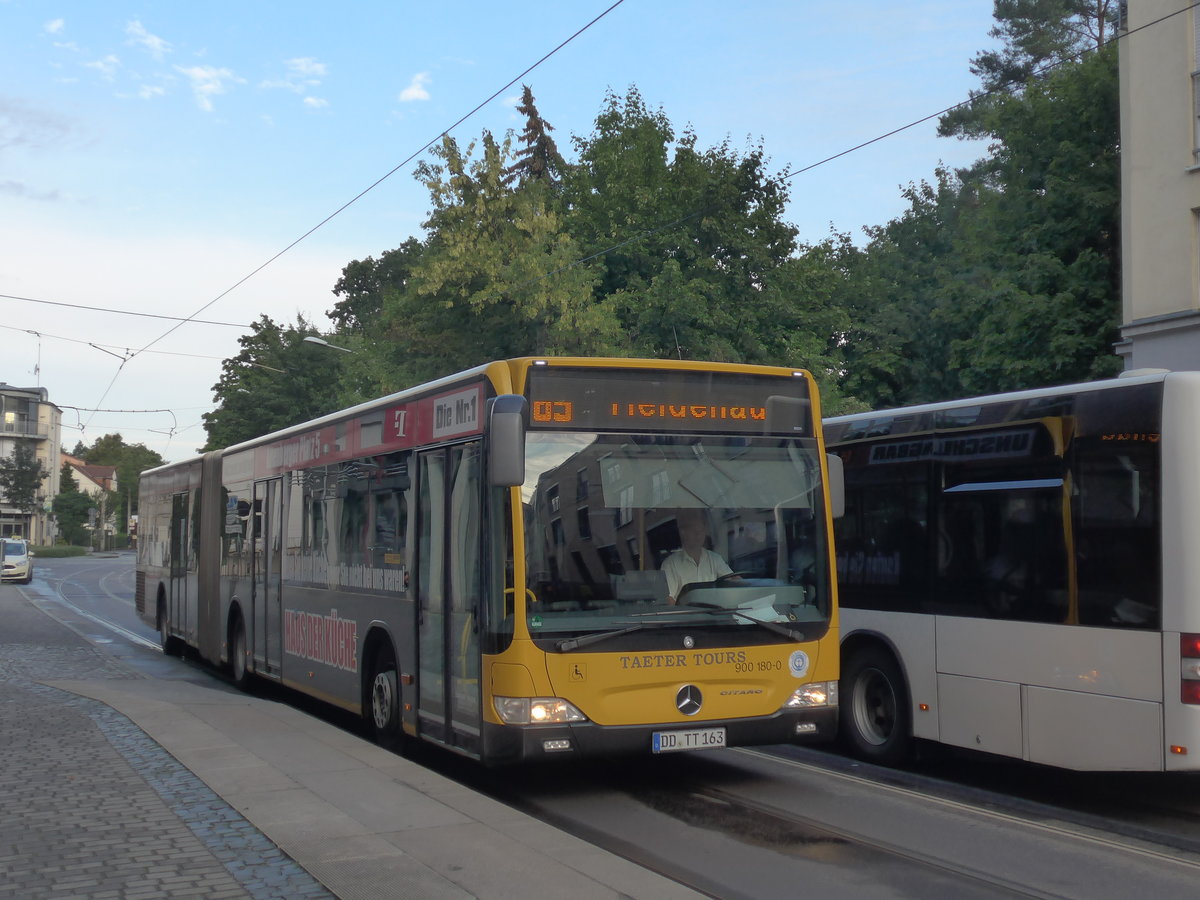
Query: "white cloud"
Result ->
[[83, 54, 122, 81], [0, 180, 63, 202], [303, 97, 328, 109], [0, 97, 79, 151], [398, 72, 431, 102], [44, 18, 65, 35], [139, 84, 167, 100], [261, 57, 327, 93], [288, 57, 327, 79], [175, 65, 244, 112], [126, 20, 172, 61]]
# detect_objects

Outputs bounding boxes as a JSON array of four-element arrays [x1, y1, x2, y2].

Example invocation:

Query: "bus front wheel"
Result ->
[[841, 646, 912, 766]]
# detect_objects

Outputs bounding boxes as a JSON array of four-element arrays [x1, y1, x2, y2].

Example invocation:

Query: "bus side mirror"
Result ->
[[489, 395, 527, 487], [826, 453, 845, 519]]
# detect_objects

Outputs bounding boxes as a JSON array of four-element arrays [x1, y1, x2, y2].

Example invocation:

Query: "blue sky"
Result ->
[[1, 1, 998, 462]]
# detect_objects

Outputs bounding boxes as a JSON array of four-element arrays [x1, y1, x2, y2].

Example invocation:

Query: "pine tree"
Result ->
[[503, 85, 566, 186]]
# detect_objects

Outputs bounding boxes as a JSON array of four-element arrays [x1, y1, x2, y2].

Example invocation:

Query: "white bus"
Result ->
[[824, 370, 1200, 772]]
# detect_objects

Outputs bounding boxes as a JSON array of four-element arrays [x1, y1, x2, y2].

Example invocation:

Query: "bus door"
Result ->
[[169, 491, 189, 638], [415, 442, 483, 754], [251, 478, 284, 678]]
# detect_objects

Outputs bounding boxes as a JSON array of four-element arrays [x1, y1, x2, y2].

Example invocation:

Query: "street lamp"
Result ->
[[303, 336, 353, 353]]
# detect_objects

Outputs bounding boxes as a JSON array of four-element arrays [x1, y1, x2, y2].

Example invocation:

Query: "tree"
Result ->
[[565, 87, 846, 376], [940, 41, 1121, 394], [504, 85, 567, 187], [825, 170, 974, 407], [374, 128, 601, 387], [327, 238, 424, 336], [0, 440, 47, 518], [202, 314, 350, 451], [831, 4, 1122, 409], [52, 463, 93, 547], [939, 0, 1118, 142], [76, 433, 166, 532]]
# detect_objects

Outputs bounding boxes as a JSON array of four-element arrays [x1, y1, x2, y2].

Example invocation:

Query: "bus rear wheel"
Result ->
[[841, 646, 912, 766], [157, 598, 180, 657], [229, 613, 251, 690], [369, 645, 403, 746]]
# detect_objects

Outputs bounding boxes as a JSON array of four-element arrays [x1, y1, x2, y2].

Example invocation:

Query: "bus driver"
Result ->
[[662, 508, 738, 603]]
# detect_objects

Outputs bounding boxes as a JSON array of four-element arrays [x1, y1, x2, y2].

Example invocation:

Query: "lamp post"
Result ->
[[302, 336, 354, 353]]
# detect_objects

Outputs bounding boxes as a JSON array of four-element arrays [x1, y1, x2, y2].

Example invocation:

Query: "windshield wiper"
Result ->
[[552, 608, 712, 651], [684, 606, 807, 642], [553, 607, 805, 651], [555, 623, 646, 652]]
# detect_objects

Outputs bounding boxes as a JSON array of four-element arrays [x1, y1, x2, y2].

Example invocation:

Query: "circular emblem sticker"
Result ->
[[788, 650, 810, 678]]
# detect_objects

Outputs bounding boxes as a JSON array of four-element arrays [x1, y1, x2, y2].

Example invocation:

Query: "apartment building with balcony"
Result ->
[[0, 383, 62, 543], [1117, 1, 1200, 367]]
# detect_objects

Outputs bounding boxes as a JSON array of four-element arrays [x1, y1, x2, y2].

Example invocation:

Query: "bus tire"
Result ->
[[229, 612, 251, 691], [369, 644, 402, 744], [157, 597, 180, 657], [841, 645, 912, 766]]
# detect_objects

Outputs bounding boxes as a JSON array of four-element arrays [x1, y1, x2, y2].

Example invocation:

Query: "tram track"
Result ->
[[772, 744, 1200, 860], [459, 744, 1200, 900]]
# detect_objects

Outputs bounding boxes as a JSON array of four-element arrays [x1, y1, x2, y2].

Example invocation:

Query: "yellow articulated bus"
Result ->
[[137, 357, 841, 764]]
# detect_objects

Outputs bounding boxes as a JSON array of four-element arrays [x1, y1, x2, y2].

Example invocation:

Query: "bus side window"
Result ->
[[371, 489, 408, 574], [340, 487, 367, 564]]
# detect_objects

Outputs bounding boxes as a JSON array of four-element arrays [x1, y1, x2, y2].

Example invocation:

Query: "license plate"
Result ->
[[652, 727, 726, 753]]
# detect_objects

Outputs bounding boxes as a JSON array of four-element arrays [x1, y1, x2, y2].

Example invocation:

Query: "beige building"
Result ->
[[0, 384, 62, 543], [1118, 1, 1200, 368]]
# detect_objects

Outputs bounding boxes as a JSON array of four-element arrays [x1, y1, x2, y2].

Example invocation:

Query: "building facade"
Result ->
[[1118, 1, 1200, 368], [0, 384, 62, 543]]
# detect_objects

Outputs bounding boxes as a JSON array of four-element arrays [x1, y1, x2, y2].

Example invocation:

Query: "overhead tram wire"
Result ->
[[0, 293, 250, 328], [72, 0, 627, 438], [503, 0, 1199, 297], [0, 322, 263, 365], [130, 0, 629, 362]]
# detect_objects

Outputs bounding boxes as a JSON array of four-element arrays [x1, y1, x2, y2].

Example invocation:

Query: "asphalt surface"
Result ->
[[0, 578, 702, 900]]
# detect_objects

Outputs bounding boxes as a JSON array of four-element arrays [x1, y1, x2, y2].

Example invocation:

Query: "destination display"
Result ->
[[526, 367, 813, 436]]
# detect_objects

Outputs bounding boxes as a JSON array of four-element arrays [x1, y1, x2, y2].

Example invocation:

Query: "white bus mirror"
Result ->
[[826, 453, 845, 519], [489, 395, 527, 487]]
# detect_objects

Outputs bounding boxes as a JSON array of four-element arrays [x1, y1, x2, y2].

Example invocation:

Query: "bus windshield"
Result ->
[[521, 432, 833, 645]]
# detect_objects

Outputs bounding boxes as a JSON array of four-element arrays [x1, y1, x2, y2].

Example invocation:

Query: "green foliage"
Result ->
[[32, 544, 89, 557], [0, 440, 47, 515], [826, 9, 1121, 407], [204, 0, 1126, 428], [202, 314, 350, 450], [504, 85, 566, 186], [328, 238, 424, 336], [939, 0, 1117, 142], [52, 488, 93, 547], [74, 433, 166, 528]]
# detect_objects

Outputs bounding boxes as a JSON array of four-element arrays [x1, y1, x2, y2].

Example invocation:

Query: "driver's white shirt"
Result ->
[[662, 548, 733, 601]]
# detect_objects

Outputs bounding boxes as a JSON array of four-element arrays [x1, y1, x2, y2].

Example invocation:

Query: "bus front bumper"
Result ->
[[481, 707, 837, 765]]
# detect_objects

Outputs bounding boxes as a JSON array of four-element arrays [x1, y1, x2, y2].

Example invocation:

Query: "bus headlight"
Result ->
[[782, 681, 839, 710], [493, 697, 588, 725]]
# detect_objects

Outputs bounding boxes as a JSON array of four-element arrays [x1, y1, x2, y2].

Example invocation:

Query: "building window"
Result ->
[[1194, 9, 1200, 157]]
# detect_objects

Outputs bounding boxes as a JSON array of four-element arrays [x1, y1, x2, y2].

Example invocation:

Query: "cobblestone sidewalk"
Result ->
[[0, 591, 333, 900]]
